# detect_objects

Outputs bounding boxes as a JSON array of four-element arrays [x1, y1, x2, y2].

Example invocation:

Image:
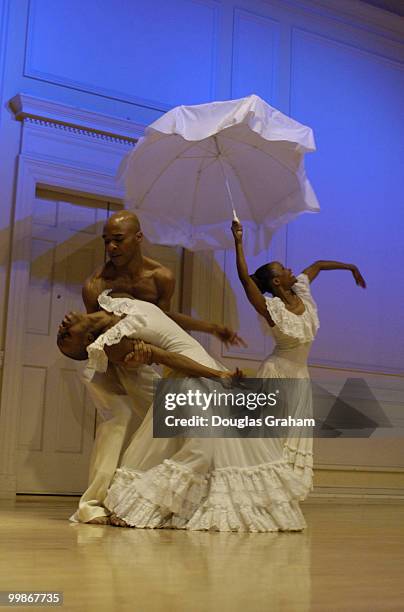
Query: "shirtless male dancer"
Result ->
[[72, 210, 244, 524], [84, 210, 241, 340]]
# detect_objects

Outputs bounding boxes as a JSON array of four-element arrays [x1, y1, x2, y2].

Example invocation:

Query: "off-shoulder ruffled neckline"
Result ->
[[84, 290, 149, 376], [265, 275, 319, 342]]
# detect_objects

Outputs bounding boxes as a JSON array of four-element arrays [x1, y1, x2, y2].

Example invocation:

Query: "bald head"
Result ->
[[102, 210, 143, 267], [104, 210, 141, 233]]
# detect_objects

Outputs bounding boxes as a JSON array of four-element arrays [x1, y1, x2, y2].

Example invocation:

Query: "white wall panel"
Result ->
[[287, 28, 404, 373], [231, 8, 280, 104], [26, 238, 55, 335], [25, 0, 219, 110]]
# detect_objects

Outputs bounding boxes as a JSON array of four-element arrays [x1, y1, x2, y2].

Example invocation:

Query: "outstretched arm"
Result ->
[[302, 260, 367, 287], [155, 266, 246, 347], [231, 221, 274, 326], [165, 311, 247, 348], [104, 338, 240, 380]]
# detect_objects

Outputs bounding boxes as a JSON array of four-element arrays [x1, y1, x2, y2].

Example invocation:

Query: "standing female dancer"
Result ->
[[231, 220, 366, 521]]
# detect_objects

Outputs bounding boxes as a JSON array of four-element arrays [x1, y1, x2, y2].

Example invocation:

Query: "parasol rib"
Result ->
[[133, 139, 208, 209]]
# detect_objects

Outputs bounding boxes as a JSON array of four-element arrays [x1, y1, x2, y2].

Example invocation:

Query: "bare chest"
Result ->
[[100, 274, 160, 304]]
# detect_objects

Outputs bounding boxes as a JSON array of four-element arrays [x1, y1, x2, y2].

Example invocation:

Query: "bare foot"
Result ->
[[87, 516, 111, 525], [110, 512, 130, 528]]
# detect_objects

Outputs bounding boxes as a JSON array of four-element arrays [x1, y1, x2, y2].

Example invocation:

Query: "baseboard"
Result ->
[[15, 494, 80, 503], [305, 489, 404, 503]]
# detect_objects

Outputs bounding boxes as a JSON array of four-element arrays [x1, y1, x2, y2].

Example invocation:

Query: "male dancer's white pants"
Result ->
[[70, 364, 159, 523]]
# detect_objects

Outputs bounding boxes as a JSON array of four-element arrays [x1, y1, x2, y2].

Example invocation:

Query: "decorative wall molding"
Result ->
[[23, 117, 136, 147], [310, 362, 404, 379], [263, 0, 404, 41], [309, 489, 404, 501], [9, 93, 144, 143], [291, 24, 404, 70], [309, 358, 404, 377], [310, 464, 404, 500]]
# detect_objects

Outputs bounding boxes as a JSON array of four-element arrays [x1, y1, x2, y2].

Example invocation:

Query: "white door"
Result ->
[[16, 189, 182, 494]]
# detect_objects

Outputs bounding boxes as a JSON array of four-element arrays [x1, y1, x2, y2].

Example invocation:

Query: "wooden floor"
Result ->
[[1, 497, 403, 612]]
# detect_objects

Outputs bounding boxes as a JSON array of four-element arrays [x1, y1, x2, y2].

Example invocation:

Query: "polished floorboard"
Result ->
[[1, 497, 403, 611]]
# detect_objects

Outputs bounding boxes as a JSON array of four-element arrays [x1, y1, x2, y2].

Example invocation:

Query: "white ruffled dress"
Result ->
[[257, 272, 319, 511], [92, 281, 318, 532]]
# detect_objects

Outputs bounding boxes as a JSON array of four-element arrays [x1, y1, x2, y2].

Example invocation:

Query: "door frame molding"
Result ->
[[0, 155, 129, 497], [0, 96, 144, 498]]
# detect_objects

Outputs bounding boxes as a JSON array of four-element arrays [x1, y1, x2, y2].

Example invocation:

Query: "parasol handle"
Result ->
[[223, 169, 239, 222], [214, 136, 239, 221]]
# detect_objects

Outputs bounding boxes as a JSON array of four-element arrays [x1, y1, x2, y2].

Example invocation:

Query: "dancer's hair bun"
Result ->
[[250, 273, 266, 294]]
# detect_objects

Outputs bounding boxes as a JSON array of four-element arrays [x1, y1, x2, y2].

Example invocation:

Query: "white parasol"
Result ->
[[119, 94, 320, 253]]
